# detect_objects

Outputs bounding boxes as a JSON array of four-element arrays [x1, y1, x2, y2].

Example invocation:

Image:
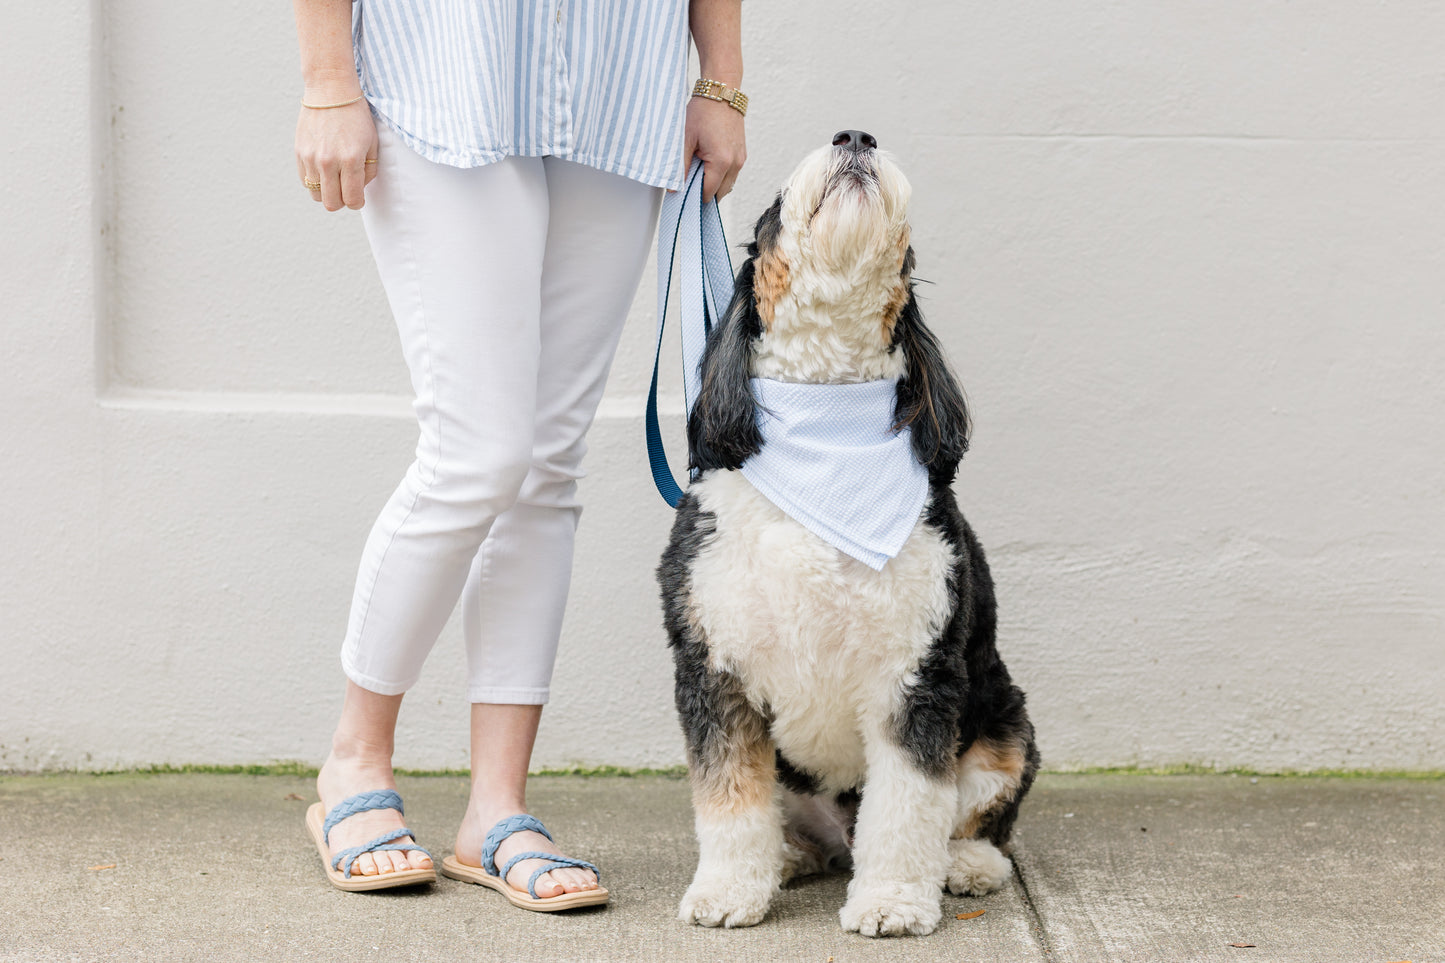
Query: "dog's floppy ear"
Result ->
[[687, 276, 762, 471], [893, 250, 971, 484], [687, 195, 784, 472]]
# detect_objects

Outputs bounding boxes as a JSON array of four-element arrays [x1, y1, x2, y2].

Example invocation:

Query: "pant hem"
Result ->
[[341, 651, 418, 697], [467, 686, 550, 706]]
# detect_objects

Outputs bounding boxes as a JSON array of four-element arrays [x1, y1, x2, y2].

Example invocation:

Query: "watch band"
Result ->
[[692, 78, 748, 117]]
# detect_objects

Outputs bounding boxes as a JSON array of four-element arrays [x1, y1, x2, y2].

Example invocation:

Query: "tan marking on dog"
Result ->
[[753, 247, 791, 329], [691, 726, 775, 817], [879, 229, 912, 341], [958, 812, 983, 839], [953, 738, 1027, 839]]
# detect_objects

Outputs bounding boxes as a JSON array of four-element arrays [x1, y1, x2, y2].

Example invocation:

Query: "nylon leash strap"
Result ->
[[646, 158, 735, 507]]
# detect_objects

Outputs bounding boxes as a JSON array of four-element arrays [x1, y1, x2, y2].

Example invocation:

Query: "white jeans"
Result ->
[[341, 121, 662, 704]]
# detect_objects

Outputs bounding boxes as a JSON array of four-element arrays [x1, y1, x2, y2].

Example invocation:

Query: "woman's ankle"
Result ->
[[326, 730, 396, 767], [317, 737, 397, 803], [327, 682, 405, 769], [464, 794, 529, 827]]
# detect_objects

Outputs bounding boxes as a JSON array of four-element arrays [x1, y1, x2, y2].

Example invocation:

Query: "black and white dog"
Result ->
[[657, 132, 1038, 937]]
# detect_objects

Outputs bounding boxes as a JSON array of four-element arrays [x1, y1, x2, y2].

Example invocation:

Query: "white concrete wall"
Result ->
[[3, 1, 1442, 773]]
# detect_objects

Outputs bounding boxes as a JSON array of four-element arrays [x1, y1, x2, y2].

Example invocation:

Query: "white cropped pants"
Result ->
[[341, 122, 662, 704]]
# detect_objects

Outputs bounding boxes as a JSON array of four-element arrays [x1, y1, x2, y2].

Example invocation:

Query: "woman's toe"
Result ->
[[408, 849, 433, 870], [531, 870, 564, 898], [559, 867, 595, 892], [385, 850, 410, 874], [354, 853, 378, 876]]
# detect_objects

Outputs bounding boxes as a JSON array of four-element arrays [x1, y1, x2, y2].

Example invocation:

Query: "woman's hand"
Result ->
[[682, 96, 746, 202], [295, 95, 378, 212]]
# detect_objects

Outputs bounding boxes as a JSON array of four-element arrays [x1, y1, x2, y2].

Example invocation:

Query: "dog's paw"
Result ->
[[679, 877, 774, 928], [778, 842, 804, 886], [839, 882, 942, 937], [780, 837, 829, 885], [945, 838, 1012, 896]]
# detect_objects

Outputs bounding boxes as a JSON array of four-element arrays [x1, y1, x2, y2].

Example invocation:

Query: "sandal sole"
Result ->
[[441, 855, 609, 911]]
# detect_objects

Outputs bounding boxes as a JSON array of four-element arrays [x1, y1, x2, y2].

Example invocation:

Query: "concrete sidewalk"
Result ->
[[0, 772, 1439, 963]]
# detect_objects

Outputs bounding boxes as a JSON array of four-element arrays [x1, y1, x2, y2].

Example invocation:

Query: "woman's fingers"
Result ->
[[717, 158, 742, 200], [363, 130, 380, 187], [298, 155, 322, 201], [701, 161, 721, 202], [701, 149, 743, 202], [307, 150, 364, 210], [297, 154, 320, 201], [340, 156, 365, 210], [679, 129, 700, 189], [319, 159, 345, 211]]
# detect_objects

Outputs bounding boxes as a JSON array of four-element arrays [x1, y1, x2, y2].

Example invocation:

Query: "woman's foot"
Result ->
[[455, 806, 599, 897], [316, 747, 433, 878], [458, 703, 597, 897]]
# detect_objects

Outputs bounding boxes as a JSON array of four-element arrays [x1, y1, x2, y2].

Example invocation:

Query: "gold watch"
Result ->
[[692, 78, 748, 117]]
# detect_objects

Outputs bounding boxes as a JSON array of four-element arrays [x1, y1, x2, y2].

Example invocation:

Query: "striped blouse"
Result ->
[[353, 0, 691, 190]]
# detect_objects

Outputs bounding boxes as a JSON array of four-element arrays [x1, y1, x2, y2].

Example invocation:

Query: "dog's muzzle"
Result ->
[[829, 130, 880, 182]]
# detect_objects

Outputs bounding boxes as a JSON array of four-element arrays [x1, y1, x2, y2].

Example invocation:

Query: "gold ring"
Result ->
[[364, 158, 378, 165], [303, 178, 321, 190]]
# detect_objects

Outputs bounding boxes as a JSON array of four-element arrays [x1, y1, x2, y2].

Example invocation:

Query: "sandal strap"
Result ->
[[480, 814, 553, 877], [331, 827, 432, 879], [523, 856, 601, 900], [322, 789, 406, 844], [498, 849, 597, 887]]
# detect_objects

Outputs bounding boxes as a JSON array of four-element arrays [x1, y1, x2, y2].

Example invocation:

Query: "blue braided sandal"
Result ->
[[440, 814, 609, 911], [305, 790, 436, 892]]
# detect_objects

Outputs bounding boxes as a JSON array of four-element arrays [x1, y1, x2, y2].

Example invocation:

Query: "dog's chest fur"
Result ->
[[687, 470, 956, 793]]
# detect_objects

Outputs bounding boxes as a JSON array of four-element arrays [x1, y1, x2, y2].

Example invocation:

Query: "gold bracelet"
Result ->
[[301, 94, 365, 110], [691, 79, 748, 117]]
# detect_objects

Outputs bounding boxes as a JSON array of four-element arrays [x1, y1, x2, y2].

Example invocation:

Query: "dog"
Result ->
[[656, 130, 1039, 937]]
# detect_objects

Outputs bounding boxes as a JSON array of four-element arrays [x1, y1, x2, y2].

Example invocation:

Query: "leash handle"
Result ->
[[646, 158, 735, 507]]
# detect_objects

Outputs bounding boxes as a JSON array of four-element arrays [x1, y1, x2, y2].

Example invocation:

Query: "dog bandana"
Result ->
[[739, 378, 929, 570]]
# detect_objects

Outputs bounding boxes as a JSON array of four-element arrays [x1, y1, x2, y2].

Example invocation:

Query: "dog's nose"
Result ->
[[832, 129, 878, 152]]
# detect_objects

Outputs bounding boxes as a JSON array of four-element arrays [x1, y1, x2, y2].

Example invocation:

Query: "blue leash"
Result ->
[[646, 158, 735, 507]]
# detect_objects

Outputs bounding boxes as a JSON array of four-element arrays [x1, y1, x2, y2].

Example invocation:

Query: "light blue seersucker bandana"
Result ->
[[739, 378, 929, 570]]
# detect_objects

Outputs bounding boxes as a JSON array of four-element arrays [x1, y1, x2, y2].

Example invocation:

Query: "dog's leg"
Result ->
[[676, 663, 782, 928], [943, 523, 1040, 896], [780, 789, 855, 883], [838, 731, 954, 937], [946, 737, 1032, 896]]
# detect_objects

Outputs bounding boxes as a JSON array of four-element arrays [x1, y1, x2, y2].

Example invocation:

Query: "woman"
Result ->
[[293, 0, 746, 907]]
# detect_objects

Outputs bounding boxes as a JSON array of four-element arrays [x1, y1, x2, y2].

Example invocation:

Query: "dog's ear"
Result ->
[[688, 257, 764, 472], [687, 195, 784, 472], [893, 252, 971, 484]]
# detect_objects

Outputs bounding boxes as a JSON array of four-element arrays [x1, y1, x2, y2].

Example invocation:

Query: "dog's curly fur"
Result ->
[[658, 137, 1038, 937]]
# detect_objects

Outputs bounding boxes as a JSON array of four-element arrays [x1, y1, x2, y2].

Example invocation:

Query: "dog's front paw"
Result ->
[[679, 877, 774, 928], [839, 882, 942, 937], [945, 838, 1012, 896]]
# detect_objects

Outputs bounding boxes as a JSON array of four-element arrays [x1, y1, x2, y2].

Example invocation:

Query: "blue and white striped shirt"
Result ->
[[353, 1, 691, 190]]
